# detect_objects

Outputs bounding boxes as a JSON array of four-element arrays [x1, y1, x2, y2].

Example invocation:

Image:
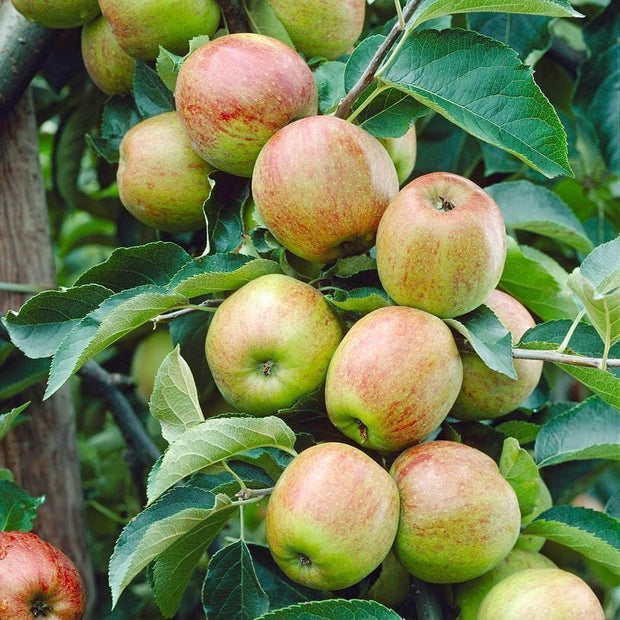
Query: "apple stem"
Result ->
[[235, 487, 275, 500]]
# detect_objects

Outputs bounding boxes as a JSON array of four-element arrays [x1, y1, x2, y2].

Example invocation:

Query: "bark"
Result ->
[[0, 90, 95, 616]]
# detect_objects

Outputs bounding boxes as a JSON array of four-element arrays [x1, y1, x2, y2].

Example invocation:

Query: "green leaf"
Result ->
[[314, 61, 346, 114], [535, 397, 620, 467], [446, 304, 516, 378], [322, 255, 376, 279], [495, 420, 541, 444], [202, 540, 269, 620], [133, 61, 175, 118], [146, 416, 297, 503], [149, 347, 204, 444], [109, 487, 236, 608], [0, 402, 29, 443], [325, 287, 390, 314], [500, 437, 541, 517], [0, 356, 50, 400], [486, 181, 593, 253], [606, 490, 620, 519], [523, 506, 620, 574], [0, 479, 45, 532], [233, 447, 294, 483], [379, 29, 572, 178], [244, 0, 295, 49], [256, 599, 402, 619], [155, 47, 184, 92]]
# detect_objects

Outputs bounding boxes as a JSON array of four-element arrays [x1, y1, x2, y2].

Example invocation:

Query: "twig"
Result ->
[[235, 487, 274, 501], [219, 0, 249, 34], [512, 348, 620, 370], [334, 0, 423, 119], [153, 299, 224, 324]]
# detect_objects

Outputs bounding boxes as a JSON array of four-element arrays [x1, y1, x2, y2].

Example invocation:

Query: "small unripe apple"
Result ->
[[11, 0, 99, 29], [376, 172, 507, 318], [266, 0, 365, 60], [131, 329, 174, 403], [0, 531, 85, 619], [265, 442, 400, 590], [98, 0, 221, 60], [391, 441, 521, 583], [117, 112, 213, 232], [205, 274, 342, 415], [478, 568, 605, 619], [175, 33, 318, 177], [325, 306, 463, 452], [81, 15, 135, 95], [253, 115, 399, 262], [450, 290, 543, 419], [379, 126, 417, 185]]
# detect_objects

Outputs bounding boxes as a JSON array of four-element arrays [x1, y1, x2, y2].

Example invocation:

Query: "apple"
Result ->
[[98, 0, 220, 60], [131, 329, 174, 403], [11, 0, 99, 29], [450, 290, 543, 419], [117, 112, 214, 233], [253, 115, 399, 262], [390, 441, 521, 583], [379, 126, 417, 185], [365, 551, 410, 609], [454, 549, 556, 620], [175, 33, 318, 177], [478, 568, 605, 619], [376, 172, 507, 318], [325, 306, 463, 453], [205, 274, 342, 415], [266, 0, 365, 60], [265, 442, 400, 590], [81, 16, 135, 96], [0, 531, 85, 619]]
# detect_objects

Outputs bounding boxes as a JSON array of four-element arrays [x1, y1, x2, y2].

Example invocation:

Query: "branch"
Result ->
[[235, 487, 274, 500], [153, 299, 224, 324], [219, 0, 249, 34], [334, 0, 423, 120], [512, 348, 620, 370]]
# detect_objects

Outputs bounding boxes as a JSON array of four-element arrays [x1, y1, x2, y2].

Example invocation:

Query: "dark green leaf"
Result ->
[[606, 489, 620, 519], [495, 420, 541, 444], [314, 61, 346, 114], [0, 355, 50, 400], [500, 437, 542, 516], [0, 480, 45, 532], [133, 61, 175, 118], [326, 287, 390, 314], [256, 599, 402, 619], [0, 403, 30, 443]]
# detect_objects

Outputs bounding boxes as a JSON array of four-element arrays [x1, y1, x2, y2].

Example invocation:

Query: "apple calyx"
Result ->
[[355, 418, 368, 442], [261, 360, 275, 375], [298, 553, 312, 566], [31, 599, 53, 617], [435, 195, 456, 212]]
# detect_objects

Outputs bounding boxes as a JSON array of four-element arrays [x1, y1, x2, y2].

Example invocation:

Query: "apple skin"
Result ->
[[205, 274, 342, 416], [376, 172, 507, 318], [253, 116, 399, 262], [265, 442, 400, 590], [379, 126, 417, 185], [131, 329, 174, 404], [0, 531, 85, 620], [267, 0, 365, 60], [98, 0, 220, 60], [117, 112, 214, 232], [11, 0, 99, 29], [454, 549, 556, 620], [450, 290, 543, 420], [81, 16, 135, 96], [478, 568, 605, 620], [325, 306, 463, 453], [390, 441, 521, 583], [175, 33, 318, 178]]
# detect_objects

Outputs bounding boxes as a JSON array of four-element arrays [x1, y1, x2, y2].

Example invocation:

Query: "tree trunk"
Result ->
[[0, 90, 95, 617]]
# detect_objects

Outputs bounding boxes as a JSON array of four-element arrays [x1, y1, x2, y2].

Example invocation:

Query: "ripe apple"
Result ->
[[98, 0, 221, 60], [131, 329, 174, 403], [265, 442, 400, 590], [454, 549, 556, 620], [450, 290, 543, 419], [390, 441, 521, 583], [379, 126, 417, 185], [175, 33, 318, 177], [253, 115, 399, 262], [325, 306, 463, 453], [478, 568, 605, 619], [365, 551, 410, 609], [205, 274, 342, 415], [11, 0, 99, 29], [0, 531, 85, 619], [376, 172, 507, 318], [266, 0, 365, 60], [81, 16, 135, 96], [117, 112, 214, 232]]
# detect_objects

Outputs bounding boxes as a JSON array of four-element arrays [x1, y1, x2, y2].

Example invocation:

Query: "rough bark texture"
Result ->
[[0, 90, 95, 617]]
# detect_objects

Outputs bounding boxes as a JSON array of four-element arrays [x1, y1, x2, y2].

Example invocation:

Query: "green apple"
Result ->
[[81, 15, 135, 95], [478, 568, 605, 619], [117, 112, 213, 232], [366, 551, 410, 609], [450, 290, 543, 419], [131, 329, 173, 404], [454, 549, 556, 620], [379, 126, 417, 185], [98, 0, 220, 60], [205, 274, 342, 415], [376, 172, 507, 318], [11, 0, 99, 28], [325, 306, 463, 453], [175, 33, 318, 177], [391, 441, 521, 583], [253, 115, 399, 262], [266, 0, 365, 60], [265, 442, 400, 590]]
